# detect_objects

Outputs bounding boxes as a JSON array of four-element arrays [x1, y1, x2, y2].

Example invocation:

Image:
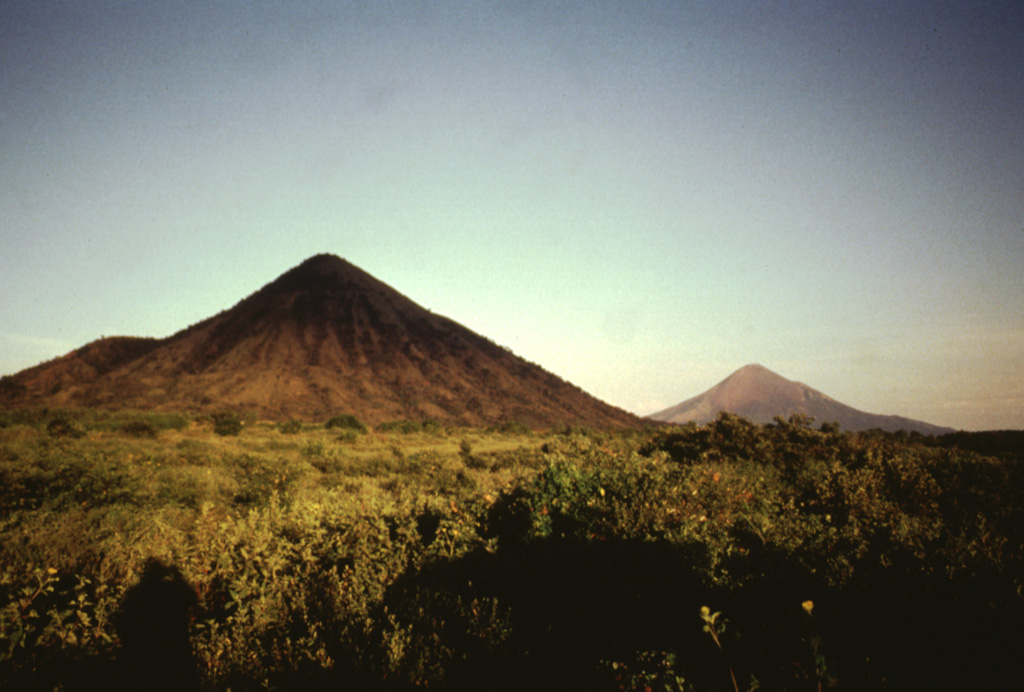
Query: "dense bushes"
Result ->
[[0, 411, 1021, 690], [0, 408, 190, 435], [213, 412, 243, 437], [375, 419, 444, 435], [278, 419, 303, 435], [325, 414, 367, 434]]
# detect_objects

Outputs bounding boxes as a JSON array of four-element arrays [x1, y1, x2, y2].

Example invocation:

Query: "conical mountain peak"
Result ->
[[259, 254, 388, 295], [733, 363, 773, 376], [724, 363, 788, 385], [209, 254, 433, 343], [1, 256, 640, 428], [649, 364, 952, 434], [279, 253, 371, 282], [296, 253, 351, 271]]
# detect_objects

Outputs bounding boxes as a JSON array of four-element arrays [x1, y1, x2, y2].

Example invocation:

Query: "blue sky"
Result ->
[[2, 1, 1022, 430]]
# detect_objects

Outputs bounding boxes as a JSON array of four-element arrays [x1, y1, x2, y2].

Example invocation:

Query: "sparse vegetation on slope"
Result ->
[[0, 255, 641, 429]]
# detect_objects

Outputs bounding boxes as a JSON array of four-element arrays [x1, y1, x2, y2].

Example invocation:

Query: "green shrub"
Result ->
[[301, 439, 328, 460], [120, 420, 158, 438], [228, 452, 298, 505], [376, 419, 443, 435], [377, 420, 421, 434], [325, 414, 367, 433], [144, 411, 190, 431], [95, 411, 190, 434], [213, 412, 243, 437], [488, 421, 531, 435], [335, 429, 360, 444], [45, 416, 85, 439], [0, 408, 54, 429], [421, 419, 442, 435], [278, 419, 303, 435]]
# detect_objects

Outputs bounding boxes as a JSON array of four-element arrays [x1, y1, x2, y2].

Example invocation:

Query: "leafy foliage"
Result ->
[[325, 414, 368, 433], [0, 410, 1021, 690], [45, 416, 85, 439], [376, 419, 443, 435], [277, 419, 303, 435], [212, 412, 243, 437]]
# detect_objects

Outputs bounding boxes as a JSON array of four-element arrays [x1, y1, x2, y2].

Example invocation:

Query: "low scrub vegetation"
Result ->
[[324, 414, 368, 434], [0, 409, 1020, 691]]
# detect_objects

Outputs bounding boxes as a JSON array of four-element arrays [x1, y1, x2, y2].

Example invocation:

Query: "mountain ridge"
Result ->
[[648, 364, 953, 435], [0, 254, 640, 428]]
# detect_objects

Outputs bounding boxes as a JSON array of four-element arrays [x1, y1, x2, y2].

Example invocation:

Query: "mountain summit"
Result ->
[[648, 364, 953, 434], [0, 254, 639, 428]]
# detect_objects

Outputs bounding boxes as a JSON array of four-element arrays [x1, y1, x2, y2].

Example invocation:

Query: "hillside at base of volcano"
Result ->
[[0, 254, 640, 429]]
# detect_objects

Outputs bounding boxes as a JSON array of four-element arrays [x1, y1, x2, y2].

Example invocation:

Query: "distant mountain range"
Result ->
[[0, 254, 640, 428], [648, 364, 954, 435], [0, 257, 963, 433]]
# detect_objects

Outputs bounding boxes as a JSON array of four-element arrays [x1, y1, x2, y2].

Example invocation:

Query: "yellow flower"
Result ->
[[802, 600, 814, 615]]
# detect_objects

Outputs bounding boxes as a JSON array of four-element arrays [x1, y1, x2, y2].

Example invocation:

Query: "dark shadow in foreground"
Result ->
[[112, 559, 201, 692]]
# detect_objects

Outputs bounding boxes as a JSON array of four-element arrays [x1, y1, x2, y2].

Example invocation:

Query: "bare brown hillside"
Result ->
[[0, 254, 640, 428]]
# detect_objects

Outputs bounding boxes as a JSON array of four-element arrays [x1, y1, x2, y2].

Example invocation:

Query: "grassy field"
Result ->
[[1, 409, 1022, 691]]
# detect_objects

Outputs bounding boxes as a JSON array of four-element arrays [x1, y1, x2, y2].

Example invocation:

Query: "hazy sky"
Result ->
[[2, 1, 1022, 430]]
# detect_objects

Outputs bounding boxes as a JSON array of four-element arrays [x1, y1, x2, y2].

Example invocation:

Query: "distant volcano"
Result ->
[[0, 254, 640, 428], [648, 364, 953, 434]]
